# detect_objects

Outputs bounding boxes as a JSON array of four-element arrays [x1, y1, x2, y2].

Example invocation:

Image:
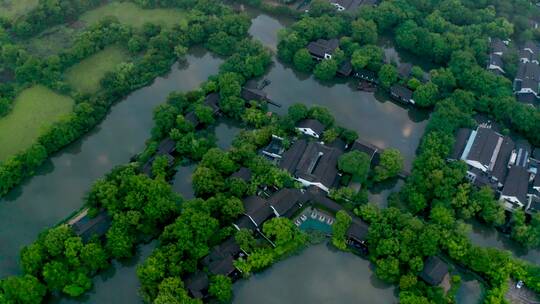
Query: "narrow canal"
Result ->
[[233, 244, 398, 304], [248, 12, 429, 171], [0, 49, 223, 277]]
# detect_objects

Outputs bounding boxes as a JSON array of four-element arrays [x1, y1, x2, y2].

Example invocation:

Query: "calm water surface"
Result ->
[[0, 49, 222, 277], [233, 244, 398, 304], [171, 163, 197, 200], [468, 221, 540, 264], [249, 13, 429, 171], [51, 242, 156, 304], [214, 118, 243, 150]]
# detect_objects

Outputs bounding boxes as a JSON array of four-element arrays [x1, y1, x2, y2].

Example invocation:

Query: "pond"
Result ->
[[468, 220, 540, 265], [233, 244, 398, 304], [248, 12, 429, 171], [0, 48, 223, 278], [51, 242, 156, 304], [213, 118, 243, 150], [368, 179, 405, 208], [171, 163, 197, 200]]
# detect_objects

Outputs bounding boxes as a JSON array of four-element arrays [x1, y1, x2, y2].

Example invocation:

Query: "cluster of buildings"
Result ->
[[307, 38, 416, 105], [451, 125, 540, 214], [487, 38, 540, 105]]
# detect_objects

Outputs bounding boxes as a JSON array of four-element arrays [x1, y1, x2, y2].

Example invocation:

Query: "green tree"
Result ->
[[413, 82, 439, 107], [351, 19, 378, 45], [338, 151, 371, 183], [194, 104, 215, 126], [351, 45, 384, 72], [0, 275, 46, 304], [287, 103, 308, 122], [313, 59, 338, 81], [293, 48, 315, 72], [373, 149, 404, 182], [332, 210, 352, 251], [209, 275, 233, 303], [378, 64, 398, 89]]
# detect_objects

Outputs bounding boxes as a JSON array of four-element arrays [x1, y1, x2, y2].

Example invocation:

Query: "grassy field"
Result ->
[[0, 0, 39, 20], [23, 25, 80, 57], [80, 2, 187, 28], [0, 86, 74, 161], [65, 45, 129, 94]]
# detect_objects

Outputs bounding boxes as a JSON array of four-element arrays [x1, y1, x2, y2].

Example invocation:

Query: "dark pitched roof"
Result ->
[[534, 174, 540, 188], [451, 128, 472, 160], [489, 54, 504, 69], [294, 142, 342, 189], [296, 119, 325, 135], [329, 138, 347, 152], [242, 196, 274, 226], [491, 136, 514, 182], [157, 138, 176, 155], [231, 167, 252, 182], [490, 38, 507, 54], [390, 84, 413, 102], [72, 211, 111, 242], [204, 93, 220, 113], [185, 272, 209, 299], [350, 139, 380, 166], [337, 60, 353, 77], [241, 87, 268, 102], [524, 41, 539, 54], [330, 0, 362, 10], [234, 215, 257, 231], [262, 135, 285, 157], [208, 255, 236, 276], [279, 139, 309, 173], [307, 39, 339, 59], [501, 166, 530, 204], [515, 62, 540, 95], [420, 256, 449, 286], [466, 127, 502, 167], [306, 186, 344, 214], [203, 237, 242, 267], [268, 188, 307, 218], [346, 218, 369, 242]]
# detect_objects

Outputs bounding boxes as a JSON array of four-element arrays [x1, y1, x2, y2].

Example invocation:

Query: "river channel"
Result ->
[[0, 48, 223, 278]]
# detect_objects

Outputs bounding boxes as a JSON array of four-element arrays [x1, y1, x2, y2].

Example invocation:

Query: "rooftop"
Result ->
[[231, 167, 252, 182], [296, 119, 325, 136], [420, 256, 449, 286], [71, 211, 111, 242], [501, 166, 530, 204], [241, 87, 268, 102], [307, 39, 339, 59]]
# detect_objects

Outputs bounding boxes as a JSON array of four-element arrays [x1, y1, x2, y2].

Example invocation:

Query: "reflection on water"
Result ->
[[171, 163, 197, 200], [456, 274, 483, 304], [0, 49, 222, 277], [468, 221, 540, 264], [51, 242, 156, 304], [233, 244, 397, 304], [213, 118, 243, 150], [369, 179, 404, 208]]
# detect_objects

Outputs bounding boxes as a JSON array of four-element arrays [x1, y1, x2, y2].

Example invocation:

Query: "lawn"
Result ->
[[0, 86, 74, 161], [80, 2, 188, 28], [64, 45, 129, 93], [23, 24, 80, 57], [0, 0, 39, 20]]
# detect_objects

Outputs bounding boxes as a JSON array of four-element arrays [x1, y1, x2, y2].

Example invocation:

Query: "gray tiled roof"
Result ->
[[490, 38, 507, 54], [72, 211, 111, 242], [297, 119, 325, 135], [502, 166, 530, 204], [491, 136, 514, 182], [467, 127, 501, 167], [451, 128, 472, 160], [420, 256, 449, 286], [307, 39, 339, 59]]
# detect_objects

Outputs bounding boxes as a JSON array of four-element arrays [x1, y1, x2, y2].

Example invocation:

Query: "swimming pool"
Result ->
[[299, 218, 333, 234]]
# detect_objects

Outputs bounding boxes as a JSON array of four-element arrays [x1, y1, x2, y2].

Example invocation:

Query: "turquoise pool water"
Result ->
[[299, 218, 333, 234]]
